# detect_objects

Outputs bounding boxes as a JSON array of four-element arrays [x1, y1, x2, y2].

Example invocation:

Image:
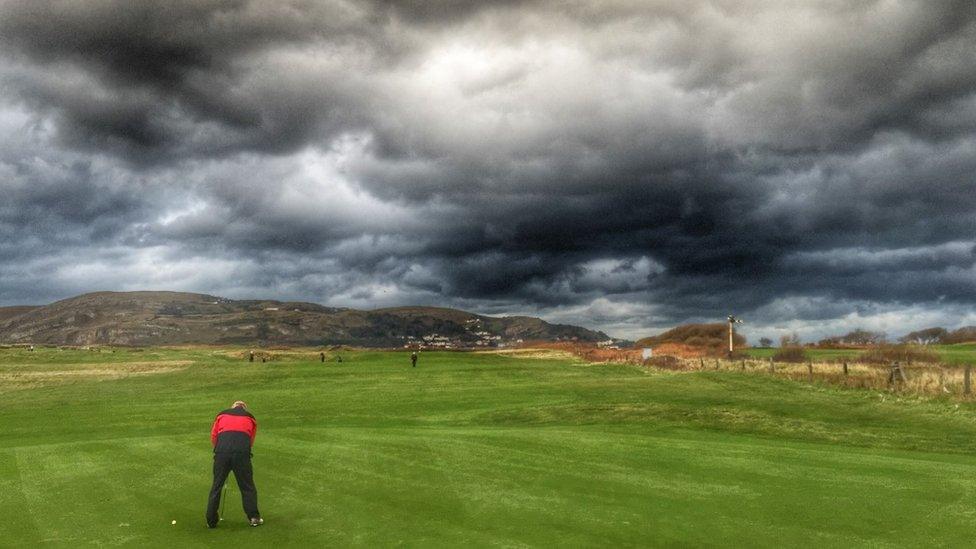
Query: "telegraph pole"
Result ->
[[727, 315, 743, 358]]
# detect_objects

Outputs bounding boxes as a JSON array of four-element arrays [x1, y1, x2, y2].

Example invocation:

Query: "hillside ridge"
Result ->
[[0, 291, 607, 347], [636, 323, 746, 351]]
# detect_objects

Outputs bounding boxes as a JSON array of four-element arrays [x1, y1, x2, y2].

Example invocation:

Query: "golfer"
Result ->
[[206, 400, 263, 528], [411, 351, 418, 367]]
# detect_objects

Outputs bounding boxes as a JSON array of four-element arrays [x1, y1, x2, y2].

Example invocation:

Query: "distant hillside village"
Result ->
[[406, 335, 628, 350], [402, 319, 624, 349], [401, 333, 624, 350], [403, 332, 513, 349], [403, 320, 513, 349]]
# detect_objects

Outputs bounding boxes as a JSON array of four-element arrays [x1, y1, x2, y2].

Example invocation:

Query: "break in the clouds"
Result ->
[[1, 0, 975, 341]]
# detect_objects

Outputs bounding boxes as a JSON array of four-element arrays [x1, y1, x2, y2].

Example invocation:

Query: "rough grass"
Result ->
[[858, 344, 940, 364], [475, 348, 579, 361], [673, 356, 974, 399], [0, 360, 192, 392], [771, 345, 807, 363], [748, 344, 976, 365], [3, 347, 976, 547]]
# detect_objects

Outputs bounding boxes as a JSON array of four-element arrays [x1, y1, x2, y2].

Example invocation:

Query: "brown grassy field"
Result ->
[[517, 342, 976, 400], [646, 356, 969, 399]]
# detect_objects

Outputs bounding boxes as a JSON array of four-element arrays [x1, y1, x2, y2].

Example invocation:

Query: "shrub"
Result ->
[[818, 328, 886, 347], [636, 323, 746, 349], [772, 346, 807, 363], [647, 355, 683, 369], [944, 326, 976, 344], [859, 344, 939, 364], [780, 333, 801, 347]]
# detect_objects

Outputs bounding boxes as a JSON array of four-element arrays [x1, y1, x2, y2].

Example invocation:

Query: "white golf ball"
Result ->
[[171, 520, 176, 525]]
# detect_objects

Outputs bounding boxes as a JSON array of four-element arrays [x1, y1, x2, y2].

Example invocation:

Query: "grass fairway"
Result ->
[[3, 347, 976, 547]]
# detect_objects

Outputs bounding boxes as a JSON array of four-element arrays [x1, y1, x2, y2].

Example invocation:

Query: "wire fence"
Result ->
[[629, 355, 976, 399]]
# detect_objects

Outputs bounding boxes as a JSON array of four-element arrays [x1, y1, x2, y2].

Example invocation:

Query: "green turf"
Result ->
[[932, 343, 976, 365], [746, 343, 976, 365], [3, 346, 976, 547]]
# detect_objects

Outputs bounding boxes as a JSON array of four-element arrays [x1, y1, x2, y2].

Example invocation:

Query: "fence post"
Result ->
[[965, 365, 972, 396], [842, 361, 848, 376], [768, 357, 774, 373], [888, 361, 907, 385], [807, 362, 813, 382]]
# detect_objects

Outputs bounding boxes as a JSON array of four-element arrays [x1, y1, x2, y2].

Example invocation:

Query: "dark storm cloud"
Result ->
[[1, 0, 975, 340], [0, 127, 151, 263], [0, 0, 410, 162]]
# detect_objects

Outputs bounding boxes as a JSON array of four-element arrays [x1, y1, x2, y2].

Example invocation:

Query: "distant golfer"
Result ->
[[206, 401, 263, 528], [320, 352, 325, 363], [411, 351, 418, 367]]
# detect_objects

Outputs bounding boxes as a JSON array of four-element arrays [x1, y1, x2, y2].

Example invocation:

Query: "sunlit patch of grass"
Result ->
[[0, 360, 194, 392]]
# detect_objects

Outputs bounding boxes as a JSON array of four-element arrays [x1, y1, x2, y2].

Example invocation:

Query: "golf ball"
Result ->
[[171, 520, 176, 525]]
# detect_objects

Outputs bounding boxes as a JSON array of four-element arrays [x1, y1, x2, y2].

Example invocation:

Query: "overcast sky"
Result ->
[[1, 0, 975, 342]]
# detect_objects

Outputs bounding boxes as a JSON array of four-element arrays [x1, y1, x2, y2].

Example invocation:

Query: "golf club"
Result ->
[[218, 483, 227, 521]]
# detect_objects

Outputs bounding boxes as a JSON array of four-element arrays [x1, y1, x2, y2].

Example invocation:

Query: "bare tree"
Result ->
[[899, 327, 947, 345], [780, 332, 801, 347], [819, 328, 886, 347]]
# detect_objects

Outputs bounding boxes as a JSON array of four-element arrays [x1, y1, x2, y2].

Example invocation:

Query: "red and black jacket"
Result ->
[[211, 407, 257, 453]]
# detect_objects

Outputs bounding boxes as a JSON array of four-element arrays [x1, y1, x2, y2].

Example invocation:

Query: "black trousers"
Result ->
[[206, 452, 260, 526]]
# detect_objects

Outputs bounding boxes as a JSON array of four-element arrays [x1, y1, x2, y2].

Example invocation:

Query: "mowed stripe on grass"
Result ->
[[2, 348, 976, 547]]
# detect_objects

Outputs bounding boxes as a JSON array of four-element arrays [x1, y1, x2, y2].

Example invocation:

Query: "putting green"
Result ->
[[2, 347, 976, 547]]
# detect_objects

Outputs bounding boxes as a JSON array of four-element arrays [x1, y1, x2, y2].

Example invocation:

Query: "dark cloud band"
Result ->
[[1, 0, 974, 340]]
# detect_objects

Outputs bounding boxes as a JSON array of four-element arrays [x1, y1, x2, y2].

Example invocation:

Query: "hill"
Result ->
[[0, 291, 607, 347], [635, 323, 746, 352], [0, 305, 39, 322]]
